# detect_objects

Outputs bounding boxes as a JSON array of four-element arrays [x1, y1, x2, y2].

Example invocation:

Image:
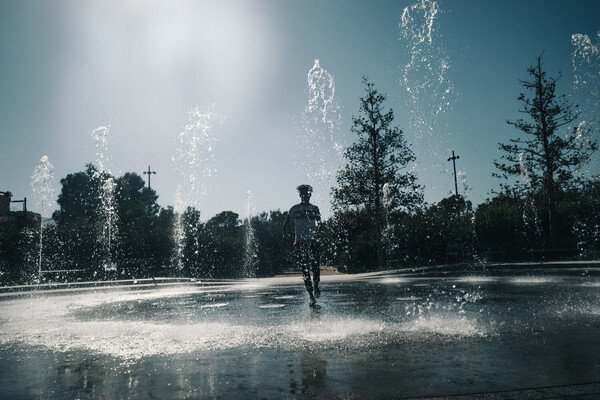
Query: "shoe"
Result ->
[[309, 296, 317, 307], [314, 284, 320, 298]]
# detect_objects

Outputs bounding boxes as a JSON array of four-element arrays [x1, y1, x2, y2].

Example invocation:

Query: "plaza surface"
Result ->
[[1, 264, 600, 399]]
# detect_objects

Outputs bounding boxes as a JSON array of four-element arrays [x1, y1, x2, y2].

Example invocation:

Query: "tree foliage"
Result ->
[[494, 55, 597, 240], [332, 77, 422, 267]]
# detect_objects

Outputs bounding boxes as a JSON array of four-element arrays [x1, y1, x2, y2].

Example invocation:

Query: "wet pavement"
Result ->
[[1, 268, 600, 399]]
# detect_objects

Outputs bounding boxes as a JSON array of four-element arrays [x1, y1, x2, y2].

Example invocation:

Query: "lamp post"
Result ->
[[448, 151, 460, 196], [143, 165, 156, 189]]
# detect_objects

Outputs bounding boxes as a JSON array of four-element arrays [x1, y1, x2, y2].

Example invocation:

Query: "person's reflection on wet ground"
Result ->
[[289, 350, 328, 397]]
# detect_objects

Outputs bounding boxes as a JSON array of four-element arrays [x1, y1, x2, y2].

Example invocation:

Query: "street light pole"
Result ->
[[143, 165, 156, 189], [448, 151, 460, 196]]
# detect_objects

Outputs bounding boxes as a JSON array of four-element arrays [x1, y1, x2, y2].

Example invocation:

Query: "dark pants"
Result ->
[[294, 241, 320, 294]]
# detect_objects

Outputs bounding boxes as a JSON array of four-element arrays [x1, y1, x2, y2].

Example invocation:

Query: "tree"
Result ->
[[205, 211, 243, 278], [52, 166, 171, 278], [495, 55, 597, 242], [251, 210, 292, 277], [332, 77, 422, 268], [114, 172, 161, 277], [52, 164, 105, 273]]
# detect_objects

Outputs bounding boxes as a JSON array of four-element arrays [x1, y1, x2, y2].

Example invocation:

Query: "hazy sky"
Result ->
[[1, 0, 599, 219]]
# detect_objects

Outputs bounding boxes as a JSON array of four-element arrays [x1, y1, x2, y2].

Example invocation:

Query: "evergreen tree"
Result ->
[[332, 77, 422, 268], [494, 55, 597, 242]]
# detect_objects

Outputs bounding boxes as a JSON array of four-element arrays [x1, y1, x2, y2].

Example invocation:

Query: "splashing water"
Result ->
[[173, 105, 223, 211], [172, 186, 185, 272], [307, 59, 337, 129], [298, 59, 343, 209], [382, 183, 396, 265], [172, 105, 223, 272], [399, 0, 455, 175], [572, 32, 600, 176], [30, 155, 55, 277], [571, 32, 600, 257], [91, 126, 111, 173], [572, 32, 599, 113], [31, 156, 55, 213], [457, 170, 471, 198], [243, 190, 258, 278], [91, 126, 118, 272], [100, 177, 118, 271], [518, 153, 530, 186], [518, 153, 542, 247]]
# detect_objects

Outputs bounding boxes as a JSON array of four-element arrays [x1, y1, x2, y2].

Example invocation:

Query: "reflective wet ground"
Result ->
[[1, 268, 600, 399]]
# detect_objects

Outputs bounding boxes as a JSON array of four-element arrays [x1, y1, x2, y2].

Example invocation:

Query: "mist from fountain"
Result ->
[[30, 155, 55, 279]]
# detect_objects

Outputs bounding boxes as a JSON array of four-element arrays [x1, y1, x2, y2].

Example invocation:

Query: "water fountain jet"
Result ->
[[30, 155, 55, 280], [298, 59, 343, 210], [243, 190, 258, 278], [91, 126, 118, 272], [172, 105, 223, 274]]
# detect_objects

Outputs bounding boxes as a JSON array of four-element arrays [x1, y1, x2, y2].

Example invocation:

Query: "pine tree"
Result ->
[[494, 55, 597, 242], [332, 77, 422, 267]]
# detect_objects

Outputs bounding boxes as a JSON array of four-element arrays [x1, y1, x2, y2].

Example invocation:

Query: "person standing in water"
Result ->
[[283, 184, 321, 307]]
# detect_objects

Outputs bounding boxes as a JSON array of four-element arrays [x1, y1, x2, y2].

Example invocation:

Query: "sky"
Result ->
[[1, 0, 599, 220]]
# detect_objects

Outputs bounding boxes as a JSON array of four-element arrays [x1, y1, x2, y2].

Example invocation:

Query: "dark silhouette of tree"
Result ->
[[114, 172, 161, 277], [205, 211, 243, 278], [207, 211, 240, 230], [52, 164, 105, 273], [0, 223, 37, 284], [51, 165, 171, 278], [54, 164, 102, 223], [332, 77, 422, 268], [181, 207, 203, 277], [252, 210, 291, 277], [392, 195, 475, 267], [494, 55, 597, 242], [153, 206, 175, 275]]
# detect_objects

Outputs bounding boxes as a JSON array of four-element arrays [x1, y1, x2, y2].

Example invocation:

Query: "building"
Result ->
[[0, 191, 41, 230]]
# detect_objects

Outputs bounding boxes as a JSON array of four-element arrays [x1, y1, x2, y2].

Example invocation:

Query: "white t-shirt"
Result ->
[[288, 203, 320, 242]]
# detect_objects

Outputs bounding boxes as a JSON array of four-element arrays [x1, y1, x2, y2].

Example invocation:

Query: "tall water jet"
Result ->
[[399, 0, 455, 183], [571, 32, 600, 256], [172, 186, 186, 273], [571, 32, 600, 174], [381, 183, 395, 266], [453, 169, 484, 265], [298, 59, 343, 209], [243, 190, 258, 278], [518, 153, 542, 251], [572, 34, 599, 123], [172, 105, 223, 272], [30, 155, 55, 279], [91, 126, 118, 272]]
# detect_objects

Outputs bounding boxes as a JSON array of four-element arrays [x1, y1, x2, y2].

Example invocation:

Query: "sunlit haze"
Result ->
[[1, 0, 599, 219]]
